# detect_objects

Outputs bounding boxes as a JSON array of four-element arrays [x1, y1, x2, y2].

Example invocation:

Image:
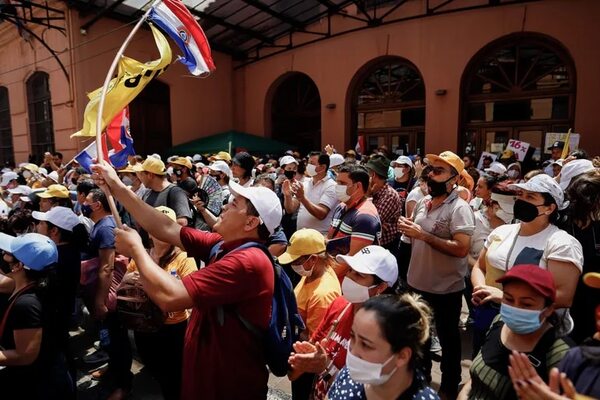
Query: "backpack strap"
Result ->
[[209, 240, 273, 333], [0, 283, 36, 339]]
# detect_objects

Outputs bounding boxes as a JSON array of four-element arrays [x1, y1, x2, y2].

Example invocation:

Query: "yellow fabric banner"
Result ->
[[72, 24, 172, 138]]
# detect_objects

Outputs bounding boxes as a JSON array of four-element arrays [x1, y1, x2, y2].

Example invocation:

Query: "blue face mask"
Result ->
[[500, 303, 545, 334]]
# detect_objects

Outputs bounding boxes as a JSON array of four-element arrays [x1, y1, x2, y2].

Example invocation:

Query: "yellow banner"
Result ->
[[72, 24, 172, 138]]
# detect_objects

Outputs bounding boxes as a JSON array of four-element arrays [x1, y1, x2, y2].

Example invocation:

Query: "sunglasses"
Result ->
[[430, 166, 451, 176]]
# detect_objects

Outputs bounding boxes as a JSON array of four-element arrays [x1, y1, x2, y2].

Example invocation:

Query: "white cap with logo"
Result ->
[[336, 245, 398, 286], [228, 180, 282, 235], [508, 174, 567, 210]]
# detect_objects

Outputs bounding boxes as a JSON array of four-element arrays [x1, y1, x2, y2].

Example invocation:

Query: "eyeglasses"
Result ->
[[430, 167, 450, 176]]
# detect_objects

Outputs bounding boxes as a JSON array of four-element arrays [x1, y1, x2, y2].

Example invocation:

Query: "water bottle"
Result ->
[[99, 327, 110, 349], [170, 269, 180, 280]]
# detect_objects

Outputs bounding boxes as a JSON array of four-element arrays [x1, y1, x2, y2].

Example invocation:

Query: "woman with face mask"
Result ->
[[0, 233, 74, 399], [471, 174, 583, 338], [288, 245, 397, 400], [278, 228, 341, 400], [328, 293, 438, 400], [461, 265, 571, 400]]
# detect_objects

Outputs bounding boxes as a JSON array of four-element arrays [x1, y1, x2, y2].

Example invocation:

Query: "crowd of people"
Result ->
[[0, 142, 598, 400]]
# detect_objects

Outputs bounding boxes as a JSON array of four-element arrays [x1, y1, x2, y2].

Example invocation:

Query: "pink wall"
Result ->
[[233, 0, 600, 156]]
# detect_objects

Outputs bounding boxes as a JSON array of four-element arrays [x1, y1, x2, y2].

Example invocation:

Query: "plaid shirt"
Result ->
[[371, 183, 402, 246]]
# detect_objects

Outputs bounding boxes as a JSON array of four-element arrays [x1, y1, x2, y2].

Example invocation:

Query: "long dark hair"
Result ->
[[566, 170, 600, 229]]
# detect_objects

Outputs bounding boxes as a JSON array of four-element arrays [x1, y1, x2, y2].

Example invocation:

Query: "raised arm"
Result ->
[[92, 162, 183, 248]]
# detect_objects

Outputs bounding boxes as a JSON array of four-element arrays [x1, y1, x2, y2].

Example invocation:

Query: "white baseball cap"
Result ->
[[0, 171, 18, 187], [559, 159, 596, 191], [7, 185, 33, 196], [329, 154, 345, 168], [33, 206, 81, 232], [228, 180, 282, 235], [508, 174, 566, 210], [485, 161, 507, 176], [392, 155, 414, 169], [552, 159, 564, 167], [208, 160, 231, 176], [336, 245, 398, 286], [279, 155, 298, 166]]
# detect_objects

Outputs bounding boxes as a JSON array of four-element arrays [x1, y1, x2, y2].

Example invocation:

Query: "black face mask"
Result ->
[[427, 175, 454, 198], [0, 255, 14, 275], [284, 170, 295, 180], [513, 199, 542, 222]]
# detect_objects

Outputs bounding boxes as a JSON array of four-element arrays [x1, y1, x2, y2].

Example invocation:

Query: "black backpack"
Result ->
[[210, 241, 305, 377]]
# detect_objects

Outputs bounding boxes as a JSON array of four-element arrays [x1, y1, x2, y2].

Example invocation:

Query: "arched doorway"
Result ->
[[130, 79, 172, 156], [348, 57, 425, 157], [270, 73, 321, 155], [460, 33, 576, 166]]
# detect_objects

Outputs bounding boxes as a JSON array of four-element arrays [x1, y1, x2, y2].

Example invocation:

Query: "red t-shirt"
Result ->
[[179, 227, 274, 400]]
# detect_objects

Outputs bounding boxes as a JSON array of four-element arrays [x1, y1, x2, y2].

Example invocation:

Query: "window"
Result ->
[[352, 57, 425, 156], [0, 86, 13, 165], [460, 34, 575, 164], [27, 72, 55, 162]]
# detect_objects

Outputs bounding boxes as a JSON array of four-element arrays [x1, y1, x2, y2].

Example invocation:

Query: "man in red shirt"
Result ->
[[92, 161, 282, 400]]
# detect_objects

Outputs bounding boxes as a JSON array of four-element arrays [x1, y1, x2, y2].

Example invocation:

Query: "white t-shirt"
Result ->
[[297, 177, 338, 235], [405, 186, 426, 216], [484, 223, 583, 276], [470, 210, 492, 260]]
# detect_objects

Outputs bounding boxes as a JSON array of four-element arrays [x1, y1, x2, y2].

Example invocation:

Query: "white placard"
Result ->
[[544, 133, 580, 154], [506, 139, 531, 161], [477, 152, 497, 170]]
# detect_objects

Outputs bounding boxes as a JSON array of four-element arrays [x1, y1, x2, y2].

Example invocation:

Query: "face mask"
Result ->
[[335, 184, 351, 203], [507, 170, 519, 179], [306, 164, 318, 177], [495, 208, 514, 224], [71, 177, 78, 185], [513, 199, 543, 223], [342, 277, 376, 303], [500, 303, 545, 334], [346, 350, 398, 385], [284, 170, 295, 180], [393, 167, 405, 179], [427, 175, 454, 198], [291, 257, 313, 277], [174, 169, 183, 177], [23, 171, 32, 179], [122, 176, 133, 186], [81, 204, 94, 218], [0, 257, 13, 275]]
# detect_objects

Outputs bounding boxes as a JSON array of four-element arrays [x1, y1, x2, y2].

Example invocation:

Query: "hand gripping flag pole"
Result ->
[[95, 0, 163, 228]]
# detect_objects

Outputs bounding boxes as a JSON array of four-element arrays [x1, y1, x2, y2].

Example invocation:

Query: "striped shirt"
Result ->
[[327, 199, 381, 244]]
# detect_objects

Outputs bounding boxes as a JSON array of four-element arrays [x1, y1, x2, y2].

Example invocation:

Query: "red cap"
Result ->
[[496, 265, 556, 302]]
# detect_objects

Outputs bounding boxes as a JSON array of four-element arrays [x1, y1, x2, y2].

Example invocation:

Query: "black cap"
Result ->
[[365, 155, 391, 178], [232, 151, 255, 174], [547, 141, 565, 150]]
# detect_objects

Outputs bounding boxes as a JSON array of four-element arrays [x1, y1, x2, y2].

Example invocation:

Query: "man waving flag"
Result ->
[[149, 0, 215, 76]]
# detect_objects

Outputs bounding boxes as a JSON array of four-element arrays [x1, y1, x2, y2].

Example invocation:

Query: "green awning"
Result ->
[[167, 130, 295, 156]]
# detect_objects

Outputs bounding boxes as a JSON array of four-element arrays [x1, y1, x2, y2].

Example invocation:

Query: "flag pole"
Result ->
[[561, 128, 572, 159], [95, 0, 163, 228]]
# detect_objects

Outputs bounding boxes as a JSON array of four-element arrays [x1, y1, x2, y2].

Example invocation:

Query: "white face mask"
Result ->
[[122, 176, 134, 186], [393, 167, 405, 179], [335, 184, 351, 203], [291, 262, 313, 277], [507, 170, 519, 179], [306, 164, 318, 177], [346, 350, 398, 385], [342, 276, 375, 303], [495, 208, 514, 224], [23, 171, 32, 179]]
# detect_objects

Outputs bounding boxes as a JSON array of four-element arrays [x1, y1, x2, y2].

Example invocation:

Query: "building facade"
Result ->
[[0, 0, 598, 164]]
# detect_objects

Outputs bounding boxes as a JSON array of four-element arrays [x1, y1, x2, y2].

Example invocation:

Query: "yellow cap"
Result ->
[[36, 184, 70, 199], [210, 151, 232, 163], [155, 206, 176, 221], [171, 157, 192, 169], [22, 163, 39, 173], [278, 228, 326, 264], [583, 272, 600, 289], [132, 157, 166, 175], [426, 151, 465, 175], [118, 163, 136, 173]]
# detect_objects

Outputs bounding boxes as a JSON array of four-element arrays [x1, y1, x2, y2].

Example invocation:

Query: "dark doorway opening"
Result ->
[[130, 79, 172, 156]]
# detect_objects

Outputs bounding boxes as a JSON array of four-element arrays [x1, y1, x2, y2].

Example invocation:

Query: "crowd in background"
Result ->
[[0, 141, 598, 400]]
